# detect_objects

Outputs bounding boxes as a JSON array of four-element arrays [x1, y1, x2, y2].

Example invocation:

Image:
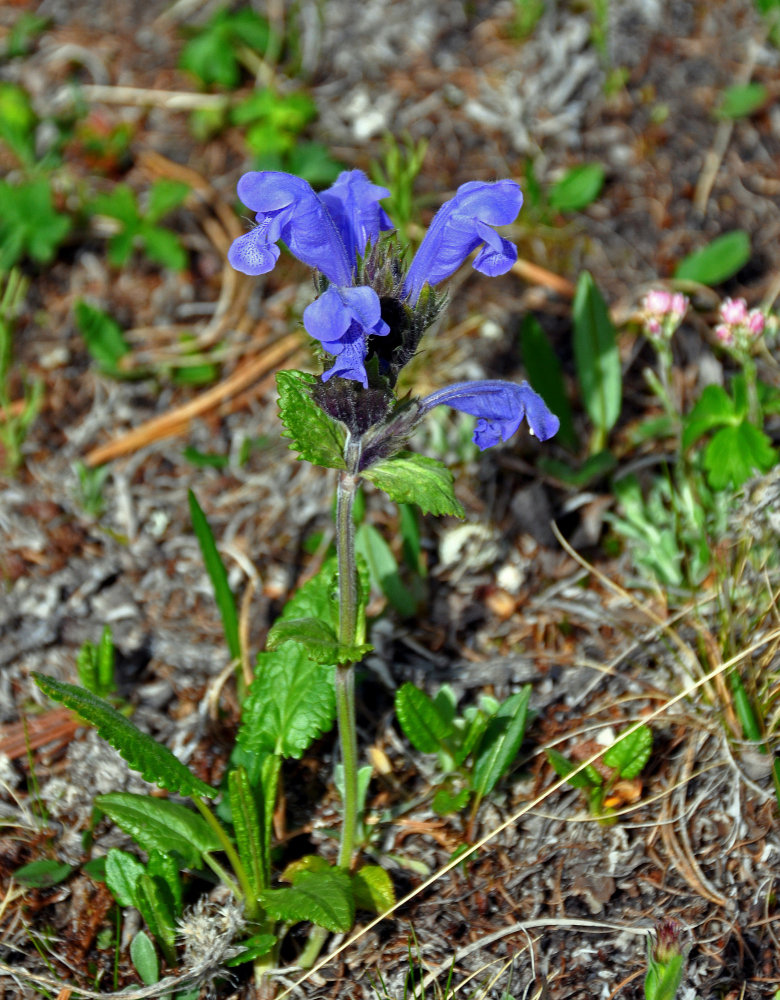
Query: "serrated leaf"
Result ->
[[674, 230, 750, 285], [105, 848, 145, 907], [130, 931, 159, 986], [146, 179, 190, 224], [96, 792, 223, 869], [603, 725, 653, 780], [520, 314, 577, 450], [472, 686, 532, 800], [572, 271, 621, 442], [188, 490, 241, 665], [395, 683, 454, 754], [148, 849, 183, 917], [141, 226, 187, 271], [259, 868, 354, 932], [13, 859, 73, 888], [363, 451, 464, 518], [276, 370, 346, 470], [33, 674, 216, 799], [228, 765, 267, 896], [352, 865, 396, 914], [548, 163, 605, 212], [704, 422, 778, 489], [267, 616, 372, 665], [135, 872, 177, 965], [432, 785, 471, 815]]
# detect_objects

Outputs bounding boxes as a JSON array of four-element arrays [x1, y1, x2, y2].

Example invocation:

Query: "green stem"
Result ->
[[335, 436, 361, 870], [743, 355, 760, 426], [192, 795, 258, 918]]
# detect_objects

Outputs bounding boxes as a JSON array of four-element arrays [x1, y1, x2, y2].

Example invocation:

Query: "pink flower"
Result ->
[[746, 309, 766, 336], [720, 297, 748, 326]]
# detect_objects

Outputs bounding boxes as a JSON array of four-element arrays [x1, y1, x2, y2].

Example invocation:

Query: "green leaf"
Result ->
[[703, 422, 778, 489], [105, 848, 145, 907], [276, 370, 347, 470], [546, 748, 602, 789], [74, 301, 130, 375], [548, 163, 605, 212], [225, 933, 277, 966], [539, 449, 616, 488], [395, 683, 454, 754], [572, 272, 621, 442], [716, 82, 767, 119], [228, 765, 267, 896], [645, 954, 685, 1000], [355, 522, 417, 617], [135, 872, 177, 966], [352, 865, 396, 914], [13, 859, 73, 888], [0, 178, 71, 270], [130, 931, 159, 986], [603, 725, 653, 779], [146, 179, 190, 224], [188, 490, 241, 665], [363, 451, 465, 518], [141, 226, 187, 271], [96, 792, 223, 869], [682, 384, 737, 449], [267, 616, 372, 665], [259, 867, 354, 932], [674, 230, 750, 285], [148, 849, 183, 917], [92, 184, 140, 226], [33, 674, 216, 799], [472, 686, 532, 800], [519, 314, 577, 450], [432, 785, 471, 815]]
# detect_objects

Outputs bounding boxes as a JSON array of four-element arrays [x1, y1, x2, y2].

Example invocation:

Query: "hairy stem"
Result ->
[[335, 436, 361, 870]]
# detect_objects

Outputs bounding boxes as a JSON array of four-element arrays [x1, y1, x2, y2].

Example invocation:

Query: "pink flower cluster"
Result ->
[[641, 289, 689, 341], [714, 297, 766, 350]]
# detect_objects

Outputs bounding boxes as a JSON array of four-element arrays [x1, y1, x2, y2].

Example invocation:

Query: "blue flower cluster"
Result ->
[[228, 169, 559, 451]]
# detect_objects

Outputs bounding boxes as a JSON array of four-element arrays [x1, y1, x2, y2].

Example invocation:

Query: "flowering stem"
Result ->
[[335, 436, 361, 869]]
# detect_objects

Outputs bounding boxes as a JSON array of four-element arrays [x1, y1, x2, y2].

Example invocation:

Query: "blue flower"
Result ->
[[228, 171, 524, 388], [228, 169, 393, 285], [404, 180, 523, 303], [421, 380, 560, 450]]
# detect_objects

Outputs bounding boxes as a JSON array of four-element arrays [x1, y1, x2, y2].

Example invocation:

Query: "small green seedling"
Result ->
[[90, 179, 190, 270], [179, 7, 272, 89], [76, 625, 117, 699], [395, 682, 532, 828], [0, 178, 71, 271], [546, 724, 653, 821]]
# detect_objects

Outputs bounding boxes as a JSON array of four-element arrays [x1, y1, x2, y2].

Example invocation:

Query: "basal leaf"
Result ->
[[276, 369, 346, 470], [135, 873, 177, 966], [674, 230, 750, 285], [188, 490, 241, 665], [704, 421, 778, 489], [96, 792, 222, 869], [602, 724, 653, 780], [228, 765, 267, 896], [717, 82, 768, 119], [547, 748, 602, 789], [74, 301, 130, 375], [352, 865, 396, 914], [147, 849, 183, 917], [395, 683, 454, 754], [105, 848, 145, 907], [146, 179, 190, 224], [33, 674, 216, 799], [363, 451, 464, 518], [472, 686, 532, 800], [572, 271, 621, 443], [520, 314, 577, 450], [13, 859, 73, 888], [259, 867, 354, 932], [432, 785, 471, 815], [130, 931, 159, 986]]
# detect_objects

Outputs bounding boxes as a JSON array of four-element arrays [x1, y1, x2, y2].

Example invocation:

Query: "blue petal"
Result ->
[[319, 170, 393, 264], [228, 171, 353, 284], [420, 380, 559, 450], [404, 180, 523, 302], [303, 286, 390, 388]]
